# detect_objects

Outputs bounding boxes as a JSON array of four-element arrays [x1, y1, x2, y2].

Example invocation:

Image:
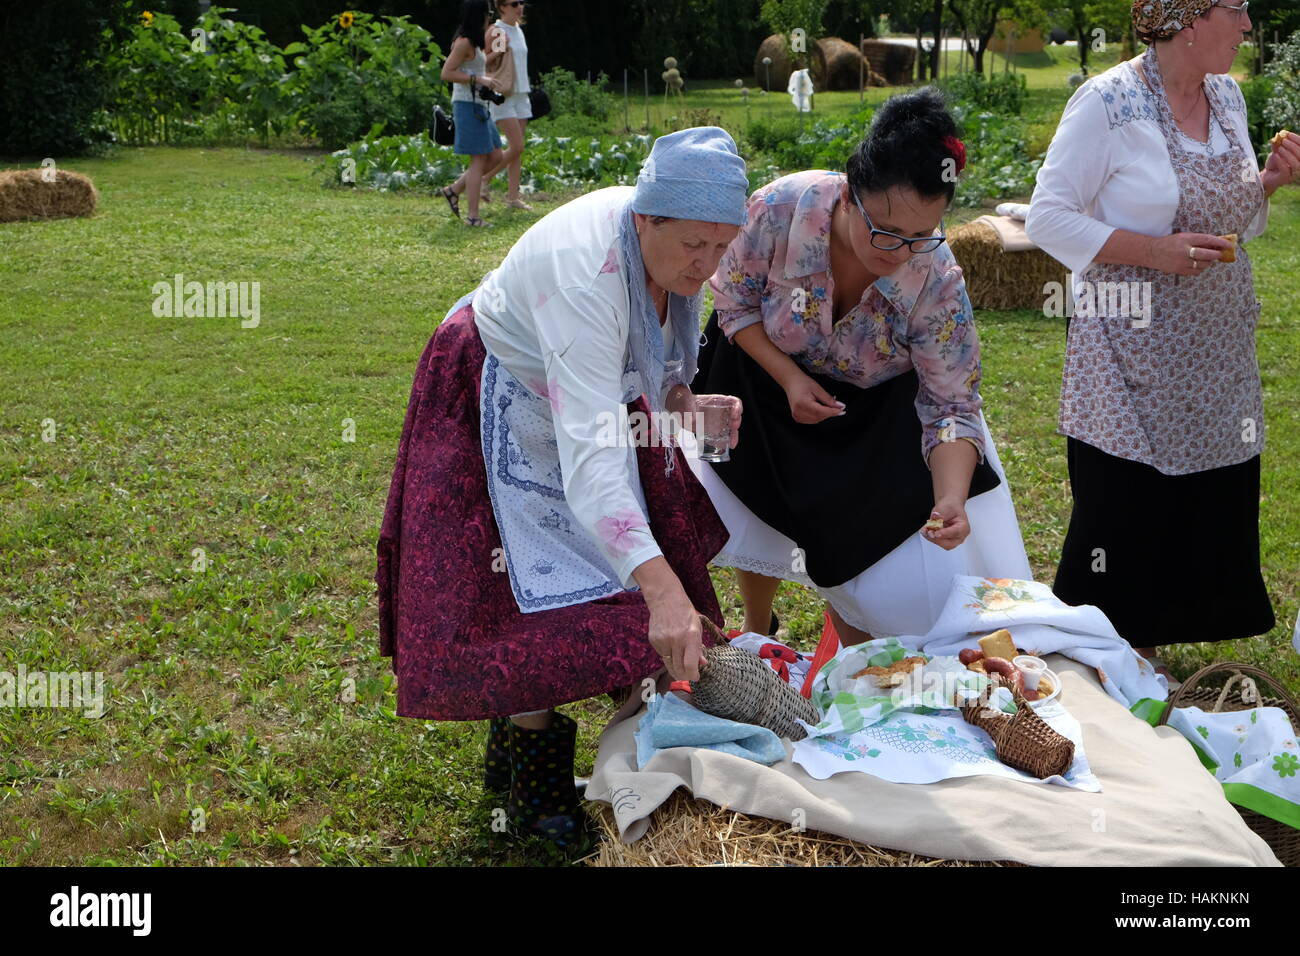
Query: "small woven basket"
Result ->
[[681, 616, 821, 741], [961, 679, 1075, 779], [1157, 662, 1300, 867]]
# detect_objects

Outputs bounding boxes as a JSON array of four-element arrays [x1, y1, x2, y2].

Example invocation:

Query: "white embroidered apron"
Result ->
[[479, 337, 650, 614]]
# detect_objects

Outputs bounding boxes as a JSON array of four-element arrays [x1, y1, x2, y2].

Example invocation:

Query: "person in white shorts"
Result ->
[[484, 0, 534, 210]]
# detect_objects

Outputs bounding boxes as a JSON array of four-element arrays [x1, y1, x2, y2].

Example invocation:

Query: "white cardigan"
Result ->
[[1026, 54, 1268, 280]]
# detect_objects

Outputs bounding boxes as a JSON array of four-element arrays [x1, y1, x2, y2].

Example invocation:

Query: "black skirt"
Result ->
[[692, 309, 1001, 588], [1052, 436, 1275, 647]]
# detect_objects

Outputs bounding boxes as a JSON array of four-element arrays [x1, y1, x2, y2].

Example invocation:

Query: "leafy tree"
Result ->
[[760, 0, 832, 58]]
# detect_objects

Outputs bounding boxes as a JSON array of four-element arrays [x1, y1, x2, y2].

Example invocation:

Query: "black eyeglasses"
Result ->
[[850, 189, 946, 253], [501, 1, 526, 7]]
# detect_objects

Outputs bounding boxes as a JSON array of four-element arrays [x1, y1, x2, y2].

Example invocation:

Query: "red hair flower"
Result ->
[[941, 135, 966, 174]]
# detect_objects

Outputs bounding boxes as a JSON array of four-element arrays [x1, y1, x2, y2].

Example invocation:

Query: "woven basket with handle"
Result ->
[[679, 616, 821, 741], [960, 677, 1076, 779], [1156, 661, 1300, 866]]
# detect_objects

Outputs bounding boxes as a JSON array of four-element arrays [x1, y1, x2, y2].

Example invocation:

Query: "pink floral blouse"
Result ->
[[709, 170, 986, 462]]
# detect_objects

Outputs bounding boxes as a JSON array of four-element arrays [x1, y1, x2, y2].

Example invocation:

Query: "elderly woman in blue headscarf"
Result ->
[[375, 128, 748, 849]]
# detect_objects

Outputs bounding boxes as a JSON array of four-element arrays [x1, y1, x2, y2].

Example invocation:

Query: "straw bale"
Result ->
[[948, 220, 1068, 311], [0, 168, 98, 222]]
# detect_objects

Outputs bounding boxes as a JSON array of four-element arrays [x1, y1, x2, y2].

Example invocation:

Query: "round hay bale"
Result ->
[[948, 220, 1068, 311], [861, 38, 917, 85], [0, 168, 98, 223], [589, 789, 1027, 866], [753, 33, 828, 92], [816, 36, 870, 91]]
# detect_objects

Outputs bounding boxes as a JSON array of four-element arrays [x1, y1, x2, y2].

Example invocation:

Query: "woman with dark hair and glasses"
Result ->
[[694, 87, 1031, 643]]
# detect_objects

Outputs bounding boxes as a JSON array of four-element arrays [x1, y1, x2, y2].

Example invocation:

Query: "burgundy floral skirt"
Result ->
[[375, 300, 729, 720]]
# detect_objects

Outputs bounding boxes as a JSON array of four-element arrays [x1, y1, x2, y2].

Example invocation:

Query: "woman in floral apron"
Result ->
[[1026, 0, 1299, 674]]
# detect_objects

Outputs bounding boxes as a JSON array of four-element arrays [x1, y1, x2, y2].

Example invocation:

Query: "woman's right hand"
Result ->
[[785, 372, 845, 424], [645, 584, 706, 682], [1148, 232, 1234, 276]]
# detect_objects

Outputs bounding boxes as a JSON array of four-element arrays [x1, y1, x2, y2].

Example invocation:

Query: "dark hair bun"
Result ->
[[847, 86, 962, 202]]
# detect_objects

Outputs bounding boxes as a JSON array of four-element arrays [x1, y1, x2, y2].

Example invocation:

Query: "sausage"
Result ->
[[983, 657, 1015, 677], [958, 648, 983, 665]]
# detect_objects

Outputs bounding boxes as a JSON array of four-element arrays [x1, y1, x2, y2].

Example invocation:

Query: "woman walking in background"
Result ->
[[439, 0, 505, 227], [483, 0, 534, 210]]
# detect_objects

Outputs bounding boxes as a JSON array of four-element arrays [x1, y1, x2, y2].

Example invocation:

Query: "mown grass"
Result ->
[[2, 74, 1296, 865]]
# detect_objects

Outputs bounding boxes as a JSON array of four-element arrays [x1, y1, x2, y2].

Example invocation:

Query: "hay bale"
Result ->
[[589, 790, 1027, 866], [861, 38, 917, 85], [948, 220, 1068, 311], [754, 33, 828, 92], [0, 168, 98, 222], [815, 36, 879, 91]]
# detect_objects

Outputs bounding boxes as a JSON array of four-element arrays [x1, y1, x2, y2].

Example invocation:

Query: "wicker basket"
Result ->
[[1156, 662, 1300, 867], [961, 679, 1076, 778], [680, 616, 821, 741]]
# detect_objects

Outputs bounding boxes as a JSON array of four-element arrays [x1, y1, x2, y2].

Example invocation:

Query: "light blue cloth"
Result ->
[[631, 126, 749, 226], [634, 691, 787, 769]]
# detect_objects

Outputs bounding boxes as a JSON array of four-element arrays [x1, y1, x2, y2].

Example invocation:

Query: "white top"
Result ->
[[492, 20, 530, 94], [474, 186, 679, 587], [450, 44, 486, 103], [1025, 56, 1268, 279]]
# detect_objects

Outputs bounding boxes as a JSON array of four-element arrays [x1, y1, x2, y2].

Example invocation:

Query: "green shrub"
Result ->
[[533, 67, 616, 124], [940, 72, 1029, 116]]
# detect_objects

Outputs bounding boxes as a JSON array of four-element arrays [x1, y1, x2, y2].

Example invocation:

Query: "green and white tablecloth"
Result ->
[[1166, 704, 1300, 830]]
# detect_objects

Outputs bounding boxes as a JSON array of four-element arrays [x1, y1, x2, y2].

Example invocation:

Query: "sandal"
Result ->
[[465, 216, 492, 228], [504, 198, 533, 211], [440, 185, 460, 219]]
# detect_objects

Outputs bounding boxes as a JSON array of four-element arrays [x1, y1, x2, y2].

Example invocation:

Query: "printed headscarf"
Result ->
[[1132, 0, 1216, 44]]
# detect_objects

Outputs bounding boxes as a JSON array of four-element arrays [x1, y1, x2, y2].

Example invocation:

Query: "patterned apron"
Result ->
[[1060, 48, 1265, 476]]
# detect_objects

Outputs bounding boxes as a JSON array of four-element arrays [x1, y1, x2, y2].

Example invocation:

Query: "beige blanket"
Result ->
[[587, 655, 1282, 866]]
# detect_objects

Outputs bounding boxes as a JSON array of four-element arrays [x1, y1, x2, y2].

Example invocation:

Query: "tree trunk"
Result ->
[[916, 25, 927, 81], [931, 0, 943, 80]]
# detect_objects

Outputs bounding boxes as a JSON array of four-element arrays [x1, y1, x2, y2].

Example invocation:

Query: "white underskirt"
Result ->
[[687, 411, 1033, 637]]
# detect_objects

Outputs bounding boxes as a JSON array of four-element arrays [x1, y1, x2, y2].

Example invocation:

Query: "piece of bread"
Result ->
[[978, 629, 1018, 662], [851, 656, 926, 688], [1271, 129, 1292, 150], [924, 518, 944, 531], [967, 659, 987, 674], [1219, 233, 1237, 263]]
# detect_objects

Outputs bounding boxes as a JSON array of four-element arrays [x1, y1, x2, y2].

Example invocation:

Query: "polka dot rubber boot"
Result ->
[[506, 712, 595, 849], [482, 718, 512, 795]]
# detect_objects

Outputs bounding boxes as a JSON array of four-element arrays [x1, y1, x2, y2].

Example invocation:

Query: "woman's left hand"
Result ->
[[1261, 131, 1300, 195], [921, 498, 970, 550]]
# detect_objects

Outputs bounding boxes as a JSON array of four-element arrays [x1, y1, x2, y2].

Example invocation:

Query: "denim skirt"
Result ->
[[452, 100, 502, 156]]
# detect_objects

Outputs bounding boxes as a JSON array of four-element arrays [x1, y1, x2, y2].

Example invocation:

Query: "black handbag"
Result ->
[[528, 86, 551, 120], [432, 104, 455, 146]]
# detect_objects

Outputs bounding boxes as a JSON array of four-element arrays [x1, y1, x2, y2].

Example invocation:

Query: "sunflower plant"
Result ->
[[286, 11, 445, 149]]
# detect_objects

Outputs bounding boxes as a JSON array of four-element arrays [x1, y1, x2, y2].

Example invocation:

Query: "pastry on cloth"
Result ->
[[851, 656, 926, 688], [1218, 234, 1237, 263], [978, 629, 1018, 662]]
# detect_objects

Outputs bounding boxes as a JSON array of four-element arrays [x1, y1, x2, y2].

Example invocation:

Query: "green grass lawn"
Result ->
[[2, 123, 1297, 864]]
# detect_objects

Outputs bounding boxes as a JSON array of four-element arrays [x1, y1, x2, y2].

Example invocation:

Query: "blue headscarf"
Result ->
[[619, 127, 749, 473]]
